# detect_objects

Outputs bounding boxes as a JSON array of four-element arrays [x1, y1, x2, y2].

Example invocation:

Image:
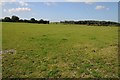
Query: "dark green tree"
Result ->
[[30, 18, 36, 23], [11, 15, 19, 22], [3, 17, 11, 22]]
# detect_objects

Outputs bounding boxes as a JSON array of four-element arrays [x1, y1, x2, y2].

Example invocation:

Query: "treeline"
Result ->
[[1, 15, 120, 26], [0, 15, 49, 24], [60, 20, 120, 26]]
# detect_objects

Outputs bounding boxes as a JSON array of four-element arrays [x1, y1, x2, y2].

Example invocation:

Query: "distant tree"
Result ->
[[0, 19, 2, 22], [19, 19, 24, 22], [11, 16, 19, 22], [47, 21, 49, 24], [38, 19, 43, 24], [23, 19, 29, 23], [3, 17, 11, 22], [30, 18, 36, 23]]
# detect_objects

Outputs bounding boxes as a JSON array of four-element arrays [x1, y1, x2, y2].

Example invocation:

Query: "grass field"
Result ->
[[2, 22, 119, 78]]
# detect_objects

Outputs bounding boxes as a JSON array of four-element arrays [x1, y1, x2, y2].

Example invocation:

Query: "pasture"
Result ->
[[2, 22, 119, 78]]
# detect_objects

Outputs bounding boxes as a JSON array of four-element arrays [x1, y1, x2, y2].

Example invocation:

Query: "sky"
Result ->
[[1, 1, 119, 22]]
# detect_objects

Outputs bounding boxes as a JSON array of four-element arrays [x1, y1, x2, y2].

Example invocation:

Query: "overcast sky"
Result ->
[[1, 0, 119, 22]]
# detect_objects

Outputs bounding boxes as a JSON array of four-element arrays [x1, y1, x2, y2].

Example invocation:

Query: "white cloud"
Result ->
[[0, 3, 1, 5], [95, 5, 105, 10], [84, 2, 95, 5], [0, 1, 5, 6], [95, 5, 109, 10], [0, 0, 15, 6], [44, 2, 51, 6], [43, 2, 56, 6], [10, 0, 16, 2], [0, 0, 29, 6], [0, 0, 16, 2], [3, 9, 7, 12], [19, 1, 28, 6], [8, 7, 31, 13]]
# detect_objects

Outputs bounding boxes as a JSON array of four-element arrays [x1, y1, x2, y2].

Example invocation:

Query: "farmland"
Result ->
[[2, 22, 119, 78]]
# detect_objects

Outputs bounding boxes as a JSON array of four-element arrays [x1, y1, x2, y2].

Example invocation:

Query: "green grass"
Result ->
[[2, 22, 119, 78]]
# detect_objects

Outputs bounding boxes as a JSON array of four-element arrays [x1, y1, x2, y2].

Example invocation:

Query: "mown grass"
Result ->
[[2, 22, 119, 78]]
